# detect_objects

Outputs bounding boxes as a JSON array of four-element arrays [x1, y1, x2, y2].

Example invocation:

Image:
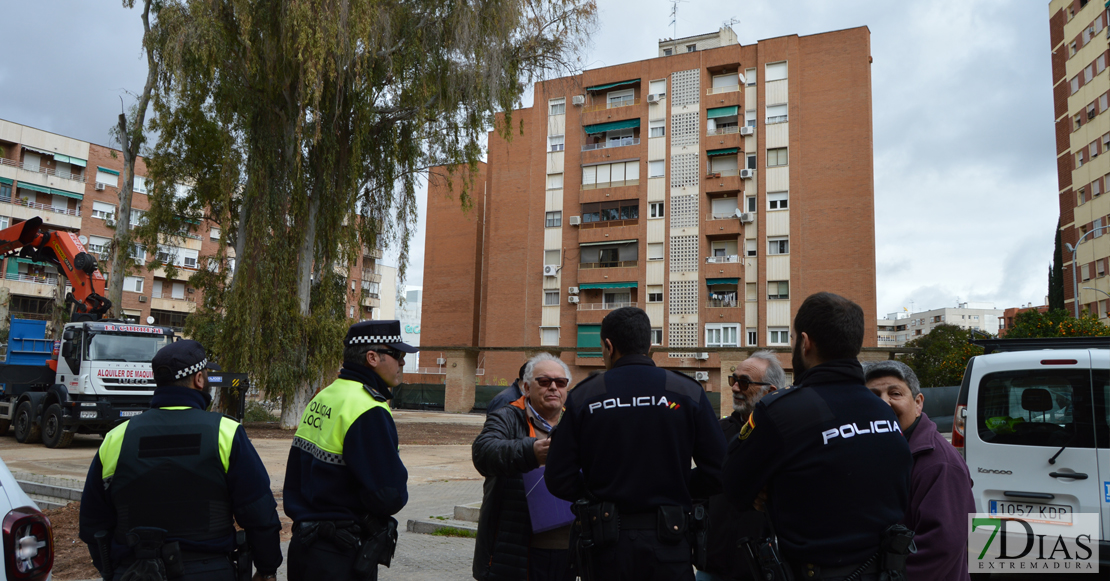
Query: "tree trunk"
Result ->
[[278, 182, 322, 427]]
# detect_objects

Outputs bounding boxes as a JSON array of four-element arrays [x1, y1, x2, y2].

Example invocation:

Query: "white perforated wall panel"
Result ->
[[669, 194, 699, 230], [668, 279, 698, 314], [670, 153, 699, 189], [668, 234, 699, 272], [670, 112, 700, 149], [670, 69, 701, 108], [667, 322, 698, 357]]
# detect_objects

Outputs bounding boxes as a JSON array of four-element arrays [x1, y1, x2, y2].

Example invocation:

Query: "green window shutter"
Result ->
[[69, 157, 87, 168], [707, 106, 739, 119], [0, 177, 12, 186], [585, 79, 640, 92], [706, 147, 739, 156], [96, 166, 121, 176], [50, 188, 83, 200], [583, 119, 641, 135], [705, 278, 740, 285], [577, 325, 602, 357], [16, 182, 51, 194]]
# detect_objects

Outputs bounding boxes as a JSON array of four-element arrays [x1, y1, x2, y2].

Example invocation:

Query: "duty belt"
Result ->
[[618, 512, 657, 530], [788, 558, 878, 580]]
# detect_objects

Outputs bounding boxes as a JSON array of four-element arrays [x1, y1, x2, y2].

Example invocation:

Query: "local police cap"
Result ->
[[343, 320, 418, 353], [151, 340, 222, 385]]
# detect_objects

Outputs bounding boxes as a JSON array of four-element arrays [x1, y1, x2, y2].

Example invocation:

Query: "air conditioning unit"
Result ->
[[739, 212, 755, 223], [543, 265, 559, 277], [569, 215, 582, 226], [695, 352, 710, 360], [694, 371, 709, 381], [740, 126, 755, 136], [138, 295, 147, 303], [571, 95, 586, 106], [568, 287, 579, 294], [436, 357, 446, 365], [646, 94, 661, 103], [568, 296, 580, 304], [95, 182, 106, 191], [739, 169, 754, 179]]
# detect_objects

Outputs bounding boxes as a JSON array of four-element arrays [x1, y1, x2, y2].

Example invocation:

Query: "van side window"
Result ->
[[976, 370, 1098, 449]]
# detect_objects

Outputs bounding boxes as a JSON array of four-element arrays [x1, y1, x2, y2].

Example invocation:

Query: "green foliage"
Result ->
[[901, 324, 984, 388], [430, 527, 477, 538], [1002, 308, 1110, 338], [1049, 223, 1065, 311], [243, 401, 277, 423]]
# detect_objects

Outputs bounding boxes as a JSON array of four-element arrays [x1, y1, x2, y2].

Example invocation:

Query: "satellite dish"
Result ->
[[146, 316, 155, 324], [734, 208, 743, 218], [78, 235, 88, 244]]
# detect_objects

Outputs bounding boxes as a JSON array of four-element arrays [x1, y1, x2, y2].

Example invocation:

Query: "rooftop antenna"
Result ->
[[669, 0, 687, 44]]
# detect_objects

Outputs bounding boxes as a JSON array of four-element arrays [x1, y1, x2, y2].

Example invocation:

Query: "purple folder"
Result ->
[[522, 466, 575, 533]]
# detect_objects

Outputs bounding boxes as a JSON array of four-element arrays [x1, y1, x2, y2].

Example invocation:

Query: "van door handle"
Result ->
[[1048, 472, 1088, 480]]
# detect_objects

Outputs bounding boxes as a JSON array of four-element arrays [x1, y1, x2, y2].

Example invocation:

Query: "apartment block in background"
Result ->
[[1049, 0, 1110, 321], [877, 303, 1003, 348], [423, 27, 877, 393]]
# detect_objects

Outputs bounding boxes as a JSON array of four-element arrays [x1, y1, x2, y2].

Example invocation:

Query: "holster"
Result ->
[[656, 505, 687, 545], [687, 504, 708, 570], [877, 524, 916, 581], [586, 501, 619, 548], [94, 530, 114, 581], [737, 535, 794, 581], [351, 516, 399, 581], [119, 527, 184, 581], [232, 530, 252, 581]]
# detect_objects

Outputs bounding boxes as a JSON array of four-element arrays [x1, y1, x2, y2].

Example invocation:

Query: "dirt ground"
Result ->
[[41, 420, 483, 580]]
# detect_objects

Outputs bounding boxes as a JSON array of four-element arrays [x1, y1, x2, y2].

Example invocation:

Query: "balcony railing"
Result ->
[[706, 298, 739, 308], [577, 301, 640, 311], [579, 218, 638, 229], [0, 158, 87, 182], [579, 261, 637, 269], [4, 272, 59, 286], [706, 85, 740, 95], [154, 292, 197, 302], [582, 97, 640, 113], [705, 169, 739, 178], [413, 367, 486, 376], [705, 212, 739, 221], [706, 255, 740, 263], [766, 115, 788, 124], [706, 126, 740, 136], [0, 194, 81, 216], [580, 179, 639, 191], [582, 137, 640, 151]]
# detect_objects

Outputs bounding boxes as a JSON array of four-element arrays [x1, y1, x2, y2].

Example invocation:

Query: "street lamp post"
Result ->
[[1064, 224, 1110, 317]]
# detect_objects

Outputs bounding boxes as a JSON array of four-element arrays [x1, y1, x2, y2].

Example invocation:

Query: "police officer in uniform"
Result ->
[[283, 320, 415, 581], [546, 307, 726, 581], [723, 293, 913, 581], [79, 340, 282, 581]]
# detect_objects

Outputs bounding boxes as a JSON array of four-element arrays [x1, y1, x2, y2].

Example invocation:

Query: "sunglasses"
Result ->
[[374, 348, 405, 361], [728, 375, 771, 388], [534, 376, 569, 388]]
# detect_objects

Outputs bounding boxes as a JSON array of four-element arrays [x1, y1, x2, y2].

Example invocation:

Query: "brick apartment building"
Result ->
[[0, 118, 387, 333], [422, 27, 878, 392], [997, 303, 1050, 336], [1049, 0, 1110, 321]]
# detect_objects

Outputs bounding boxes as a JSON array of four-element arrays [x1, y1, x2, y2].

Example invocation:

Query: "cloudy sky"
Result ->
[[0, 1, 1057, 317]]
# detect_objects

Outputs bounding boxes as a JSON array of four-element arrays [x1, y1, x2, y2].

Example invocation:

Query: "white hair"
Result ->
[[523, 352, 572, 385]]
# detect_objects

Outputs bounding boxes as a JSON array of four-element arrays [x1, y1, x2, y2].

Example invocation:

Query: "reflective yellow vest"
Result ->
[[292, 378, 393, 464]]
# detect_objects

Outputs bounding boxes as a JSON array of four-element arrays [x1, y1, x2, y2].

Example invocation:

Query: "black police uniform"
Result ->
[[723, 359, 912, 580], [79, 341, 282, 581], [546, 354, 727, 581]]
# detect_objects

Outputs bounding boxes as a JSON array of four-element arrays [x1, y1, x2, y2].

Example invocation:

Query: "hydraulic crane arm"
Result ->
[[0, 216, 111, 321]]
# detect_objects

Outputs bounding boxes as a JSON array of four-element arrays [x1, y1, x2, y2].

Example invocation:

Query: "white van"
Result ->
[[0, 458, 53, 580], [953, 338, 1109, 567]]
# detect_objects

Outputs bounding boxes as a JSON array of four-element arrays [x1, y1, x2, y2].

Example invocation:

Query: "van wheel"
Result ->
[[14, 402, 42, 444], [42, 404, 74, 449]]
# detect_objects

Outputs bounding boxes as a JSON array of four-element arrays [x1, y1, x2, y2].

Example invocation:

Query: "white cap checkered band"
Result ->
[[175, 358, 208, 379], [348, 335, 402, 344]]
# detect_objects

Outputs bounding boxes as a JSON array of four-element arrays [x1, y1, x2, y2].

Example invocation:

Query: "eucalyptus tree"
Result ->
[[135, 0, 596, 425]]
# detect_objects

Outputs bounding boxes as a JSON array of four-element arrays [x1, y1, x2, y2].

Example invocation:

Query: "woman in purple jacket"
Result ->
[[864, 360, 975, 581]]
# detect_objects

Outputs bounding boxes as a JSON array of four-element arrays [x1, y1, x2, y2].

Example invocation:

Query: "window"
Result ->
[[210, 227, 221, 240], [607, 89, 634, 108], [95, 169, 119, 188], [92, 201, 115, 221], [765, 62, 788, 81], [546, 211, 562, 228], [746, 283, 757, 301], [647, 285, 663, 303], [649, 202, 664, 218], [976, 369, 1098, 449], [768, 327, 789, 345], [651, 328, 663, 345], [581, 200, 639, 223], [649, 120, 665, 138], [1099, 54, 1108, 74], [1070, 42, 1078, 57], [124, 276, 144, 293], [549, 135, 565, 152], [1089, 103, 1097, 120], [549, 98, 565, 116], [768, 281, 789, 300], [663, 48, 672, 56], [1092, 141, 1100, 158], [746, 196, 756, 212], [582, 161, 639, 188], [1079, 188, 1087, 205], [747, 330, 758, 346], [686, 44, 696, 52], [0, 182, 9, 201], [547, 173, 563, 190], [648, 242, 664, 261], [745, 240, 757, 257], [544, 290, 560, 306], [745, 68, 756, 86], [544, 250, 560, 266], [182, 249, 199, 269], [1085, 65, 1094, 83], [768, 191, 788, 210], [1095, 217, 1104, 238], [746, 154, 757, 170], [1075, 114, 1083, 131], [745, 110, 756, 128], [603, 291, 630, 307], [766, 104, 788, 124], [767, 148, 788, 167], [705, 324, 739, 347], [86, 235, 110, 257], [1071, 76, 1080, 95], [648, 160, 665, 178], [768, 237, 789, 255], [540, 327, 559, 346], [649, 79, 666, 97], [0, 216, 7, 230], [131, 244, 146, 262], [130, 209, 146, 226]]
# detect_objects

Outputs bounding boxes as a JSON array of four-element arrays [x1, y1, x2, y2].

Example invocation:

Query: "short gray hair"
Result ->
[[748, 350, 787, 389], [343, 343, 388, 367], [863, 360, 921, 397], [522, 353, 572, 385]]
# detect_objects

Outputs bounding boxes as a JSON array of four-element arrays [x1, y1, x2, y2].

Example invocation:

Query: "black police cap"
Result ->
[[151, 340, 221, 386], [343, 320, 418, 353]]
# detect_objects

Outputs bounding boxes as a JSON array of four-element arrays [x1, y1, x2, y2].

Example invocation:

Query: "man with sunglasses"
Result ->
[[283, 320, 417, 581], [698, 352, 785, 581], [473, 353, 575, 581]]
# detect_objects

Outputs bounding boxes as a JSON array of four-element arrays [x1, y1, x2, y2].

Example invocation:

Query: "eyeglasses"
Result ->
[[374, 348, 405, 362], [728, 375, 771, 388], [534, 376, 569, 388]]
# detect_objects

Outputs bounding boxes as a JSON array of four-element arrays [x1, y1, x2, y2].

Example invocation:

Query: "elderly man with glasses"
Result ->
[[472, 352, 574, 581], [696, 351, 785, 581]]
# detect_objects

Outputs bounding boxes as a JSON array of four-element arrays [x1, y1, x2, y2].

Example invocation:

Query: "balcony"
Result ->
[[580, 261, 637, 269], [577, 301, 640, 311], [151, 295, 197, 313], [706, 169, 739, 178], [578, 218, 638, 230], [706, 126, 740, 137], [582, 137, 640, 152], [362, 271, 383, 284], [706, 255, 740, 264], [0, 158, 86, 183], [706, 212, 739, 221], [704, 170, 743, 194], [705, 298, 739, 308], [1, 196, 82, 230], [364, 247, 382, 260], [706, 86, 740, 96], [766, 115, 788, 124], [582, 97, 639, 113]]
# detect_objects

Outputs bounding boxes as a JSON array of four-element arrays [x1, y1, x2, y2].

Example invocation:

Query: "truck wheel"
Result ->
[[13, 402, 42, 444], [42, 404, 74, 449]]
